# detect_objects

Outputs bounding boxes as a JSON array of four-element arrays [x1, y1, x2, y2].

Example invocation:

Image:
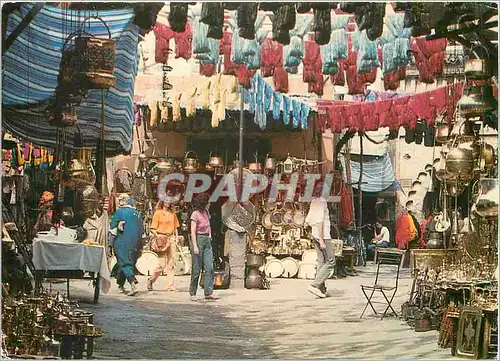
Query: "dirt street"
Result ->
[[60, 264, 453, 359]]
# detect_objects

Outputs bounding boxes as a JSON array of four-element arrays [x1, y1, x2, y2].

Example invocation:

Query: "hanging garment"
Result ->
[[291, 99, 301, 129], [200, 62, 216, 77], [272, 4, 296, 45], [199, 80, 211, 109], [211, 102, 219, 128], [172, 93, 182, 122], [411, 37, 447, 84], [303, 38, 322, 83], [201, 3, 224, 39], [174, 22, 192, 60], [218, 89, 227, 122], [272, 92, 282, 120], [192, 14, 211, 58], [300, 102, 310, 129], [263, 83, 273, 113], [237, 3, 258, 40], [308, 78, 324, 97], [154, 23, 175, 64], [160, 101, 169, 123], [316, 107, 328, 132], [149, 101, 159, 127], [361, 102, 378, 131], [327, 105, 345, 133], [168, 2, 188, 32], [226, 76, 241, 109], [313, 8, 331, 45], [273, 66, 289, 93], [222, 32, 237, 75], [330, 61, 346, 86], [185, 87, 197, 117], [282, 96, 291, 125], [261, 38, 283, 77], [236, 65, 256, 89]]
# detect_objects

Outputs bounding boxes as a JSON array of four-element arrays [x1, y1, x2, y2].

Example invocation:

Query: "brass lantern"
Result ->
[[456, 85, 496, 119]]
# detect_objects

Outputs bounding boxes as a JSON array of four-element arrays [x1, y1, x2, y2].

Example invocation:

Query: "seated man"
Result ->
[[367, 222, 390, 261]]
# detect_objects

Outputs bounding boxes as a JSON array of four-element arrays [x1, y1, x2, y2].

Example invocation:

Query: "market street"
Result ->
[[62, 264, 453, 359]]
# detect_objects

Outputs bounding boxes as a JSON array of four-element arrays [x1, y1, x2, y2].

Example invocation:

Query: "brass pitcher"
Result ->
[[68, 147, 96, 185], [472, 178, 499, 218]]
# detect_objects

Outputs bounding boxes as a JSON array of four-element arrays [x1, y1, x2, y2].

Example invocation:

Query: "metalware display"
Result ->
[[472, 178, 499, 218]]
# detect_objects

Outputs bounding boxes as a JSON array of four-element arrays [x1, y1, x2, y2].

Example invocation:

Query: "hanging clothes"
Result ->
[[218, 89, 227, 122], [154, 23, 175, 64], [303, 36, 322, 83], [160, 101, 169, 123], [222, 32, 238, 75], [185, 87, 197, 117], [172, 93, 182, 122], [272, 92, 282, 120], [174, 22, 192, 60], [149, 101, 159, 127], [300, 102, 310, 129], [261, 38, 283, 77], [263, 83, 273, 113], [282, 96, 291, 125], [273, 66, 289, 93], [291, 99, 301, 129], [226, 76, 241, 109], [199, 80, 211, 109]]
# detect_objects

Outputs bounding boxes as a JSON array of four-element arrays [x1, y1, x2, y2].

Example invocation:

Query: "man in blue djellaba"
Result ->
[[109, 194, 143, 296]]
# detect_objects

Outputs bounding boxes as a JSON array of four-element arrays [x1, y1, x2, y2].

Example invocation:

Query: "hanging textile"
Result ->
[[174, 22, 192, 60], [261, 38, 283, 77], [411, 37, 447, 84], [154, 22, 175, 64], [395, 213, 418, 249]]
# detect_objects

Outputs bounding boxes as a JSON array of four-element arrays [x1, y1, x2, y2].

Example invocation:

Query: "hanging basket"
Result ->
[[75, 16, 116, 89]]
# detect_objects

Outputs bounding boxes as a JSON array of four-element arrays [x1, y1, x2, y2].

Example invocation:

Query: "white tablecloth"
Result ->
[[32, 239, 111, 294]]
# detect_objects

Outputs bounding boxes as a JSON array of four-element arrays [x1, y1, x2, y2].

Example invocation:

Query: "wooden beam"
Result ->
[[3, 3, 44, 54]]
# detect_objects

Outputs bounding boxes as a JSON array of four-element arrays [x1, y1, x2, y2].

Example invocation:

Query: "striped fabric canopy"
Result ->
[[341, 152, 396, 193], [2, 3, 139, 155]]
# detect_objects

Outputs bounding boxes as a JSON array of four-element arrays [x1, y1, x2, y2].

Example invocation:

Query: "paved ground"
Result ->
[[58, 263, 455, 359]]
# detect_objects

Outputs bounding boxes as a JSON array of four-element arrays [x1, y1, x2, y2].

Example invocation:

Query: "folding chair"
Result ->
[[360, 252, 403, 320]]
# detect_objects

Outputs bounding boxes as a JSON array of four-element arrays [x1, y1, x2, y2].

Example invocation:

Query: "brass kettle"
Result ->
[[208, 151, 224, 168], [156, 157, 176, 174], [183, 151, 198, 173], [478, 142, 496, 171], [264, 153, 277, 170]]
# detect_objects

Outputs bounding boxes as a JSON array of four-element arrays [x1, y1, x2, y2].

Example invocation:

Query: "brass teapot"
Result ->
[[208, 151, 224, 168], [445, 147, 475, 179]]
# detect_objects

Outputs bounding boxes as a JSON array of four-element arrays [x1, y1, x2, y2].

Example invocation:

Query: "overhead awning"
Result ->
[[341, 151, 396, 193], [2, 3, 139, 155]]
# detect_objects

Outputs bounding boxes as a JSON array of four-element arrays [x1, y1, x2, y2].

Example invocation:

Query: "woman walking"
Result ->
[[147, 200, 180, 291], [189, 193, 218, 301]]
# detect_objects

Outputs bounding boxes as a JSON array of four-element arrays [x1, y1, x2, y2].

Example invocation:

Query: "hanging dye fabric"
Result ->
[[154, 23, 175, 64], [192, 9, 211, 60], [291, 99, 301, 129], [354, 30, 380, 73], [201, 2, 224, 39], [172, 93, 182, 122], [174, 22, 192, 60], [380, 14, 411, 75], [313, 8, 331, 45], [303, 35, 322, 83], [218, 89, 227, 122], [273, 66, 289, 93], [271, 4, 296, 45], [300, 102, 310, 129], [283, 14, 312, 72], [168, 2, 188, 32], [222, 32, 237, 75], [272, 92, 282, 120], [264, 82, 273, 113], [261, 38, 283, 77], [199, 80, 211, 109], [237, 3, 258, 40], [282, 95, 291, 125], [149, 100, 159, 127], [227, 76, 240, 109], [229, 13, 246, 64], [185, 87, 197, 117]]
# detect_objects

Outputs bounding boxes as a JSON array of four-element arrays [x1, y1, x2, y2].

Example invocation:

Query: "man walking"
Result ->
[[305, 183, 334, 298], [109, 194, 143, 296]]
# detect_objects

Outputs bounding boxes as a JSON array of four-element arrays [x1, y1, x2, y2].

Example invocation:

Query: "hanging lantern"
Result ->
[[76, 17, 116, 89], [456, 85, 496, 119], [283, 155, 294, 174], [464, 45, 490, 80], [68, 147, 96, 185]]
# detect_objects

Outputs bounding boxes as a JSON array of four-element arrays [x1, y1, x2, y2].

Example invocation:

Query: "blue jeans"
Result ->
[[367, 241, 389, 260], [189, 235, 214, 296]]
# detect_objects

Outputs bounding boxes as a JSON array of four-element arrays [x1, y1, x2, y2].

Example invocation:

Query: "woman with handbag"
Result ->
[[189, 193, 218, 301], [147, 200, 180, 291]]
